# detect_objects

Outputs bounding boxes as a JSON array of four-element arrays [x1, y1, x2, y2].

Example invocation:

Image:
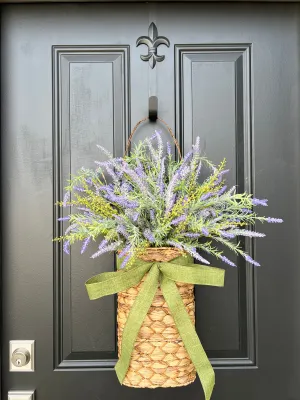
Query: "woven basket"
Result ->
[[117, 247, 196, 388]]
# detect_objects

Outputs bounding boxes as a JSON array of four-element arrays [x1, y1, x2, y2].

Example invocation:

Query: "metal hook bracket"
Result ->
[[149, 96, 158, 121]]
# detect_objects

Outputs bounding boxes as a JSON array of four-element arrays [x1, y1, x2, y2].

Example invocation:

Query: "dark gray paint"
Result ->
[[1, 3, 300, 400], [53, 46, 129, 362]]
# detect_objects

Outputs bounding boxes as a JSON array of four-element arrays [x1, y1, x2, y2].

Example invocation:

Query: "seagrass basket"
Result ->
[[117, 247, 196, 388]]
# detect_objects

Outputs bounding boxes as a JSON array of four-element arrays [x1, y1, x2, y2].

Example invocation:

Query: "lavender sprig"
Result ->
[[58, 216, 70, 222], [63, 191, 70, 207], [220, 255, 236, 267], [266, 217, 283, 223], [252, 198, 268, 207], [63, 240, 70, 255], [166, 142, 172, 157], [170, 215, 186, 226], [182, 233, 201, 238], [118, 243, 131, 258], [81, 237, 91, 254], [143, 229, 155, 243], [91, 241, 121, 259], [120, 254, 131, 269], [244, 254, 260, 267]]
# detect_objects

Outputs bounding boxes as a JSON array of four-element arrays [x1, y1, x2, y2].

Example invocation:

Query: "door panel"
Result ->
[[1, 3, 300, 399], [53, 46, 130, 363]]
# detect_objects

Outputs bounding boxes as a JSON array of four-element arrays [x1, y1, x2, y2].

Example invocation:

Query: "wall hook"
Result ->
[[149, 96, 158, 121]]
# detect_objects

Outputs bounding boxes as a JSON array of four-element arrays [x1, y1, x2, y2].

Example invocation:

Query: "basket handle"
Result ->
[[124, 117, 182, 159]]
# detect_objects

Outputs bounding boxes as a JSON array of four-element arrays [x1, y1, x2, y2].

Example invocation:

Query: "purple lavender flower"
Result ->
[[105, 192, 138, 209], [220, 255, 236, 267], [166, 240, 183, 251], [231, 218, 241, 223], [157, 157, 166, 195], [192, 137, 201, 155], [118, 243, 131, 258], [220, 169, 230, 176], [232, 229, 266, 238], [210, 209, 217, 217], [242, 208, 252, 214], [143, 229, 155, 243], [168, 193, 177, 212], [167, 142, 172, 157], [187, 247, 210, 265], [94, 160, 112, 168], [244, 254, 260, 267], [214, 170, 230, 186], [96, 144, 114, 159], [166, 172, 181, 211], [63, 240, 70, 255], [65, 223, 77, 235], [152, 130, 163, 160], [183, 233, 201, 238], [115, 169, 124, 179], [195, 161, 202, 179], [98, 239, 108, 250], [57, 216, 70, 222], [105, 166, 119, 182], [130, 211, 139, 222], [145, 138, 159, 162], [219, 230, 235, 239], [266, 217, 283, 223], [117, 225, 130, 239], [120, 254, 130, 269], [170, 215, 186, 225], [91, 241, 121, 259], [85, 178, 93, 185], [99, 185, 113, 193], [150, 209, 155, 221], [122, 165, 153, 200], [74, 186, 85, 192], [135, 161, 145, 178], [218, 185, 227, 196], [183, 150, 193, 163], [199, 209, 210, 219], [120, 182, 133, 194], [201, 227, 209, 236], [63, 191, 70, 207], [201, 192, 214, 201], [179, 165, 190, 179], [81, 237, 91, 254], [201, 192, 213, 201], [252, 198, 268, 207]]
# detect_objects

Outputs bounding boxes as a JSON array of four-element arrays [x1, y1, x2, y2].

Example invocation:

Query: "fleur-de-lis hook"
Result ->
[[136, 22, 170, 69]]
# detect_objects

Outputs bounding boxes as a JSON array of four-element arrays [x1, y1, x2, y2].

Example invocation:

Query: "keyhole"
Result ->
[[16, 359, 22, 366]]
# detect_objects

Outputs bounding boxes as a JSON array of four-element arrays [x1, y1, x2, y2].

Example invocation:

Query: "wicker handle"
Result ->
[[124, 117, 182, 159]]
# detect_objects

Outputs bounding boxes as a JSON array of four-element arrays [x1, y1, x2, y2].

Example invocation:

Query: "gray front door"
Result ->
[[2, 3, 299, 399]]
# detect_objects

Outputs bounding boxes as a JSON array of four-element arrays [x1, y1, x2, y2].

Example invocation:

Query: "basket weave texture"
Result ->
[[117, 247, 196, 388]]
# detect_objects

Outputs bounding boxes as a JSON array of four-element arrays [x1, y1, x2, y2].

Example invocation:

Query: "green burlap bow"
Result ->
[[85, 254, 225, 400]]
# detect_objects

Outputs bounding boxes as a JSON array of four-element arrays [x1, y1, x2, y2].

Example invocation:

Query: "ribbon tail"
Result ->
[[115, 264, 160, 384], [160, 275, 215, 400]]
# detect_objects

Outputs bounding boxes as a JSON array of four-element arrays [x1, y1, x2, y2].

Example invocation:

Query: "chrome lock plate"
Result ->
[[9, 340, 35, 372]]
